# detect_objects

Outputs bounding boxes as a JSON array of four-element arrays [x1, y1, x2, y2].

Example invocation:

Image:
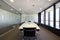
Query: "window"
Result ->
[[50, 7, 54, 27], [41, 11, 44, 24], [46, 6, 54, 27], [56, 2, 60, 29], [46, 11, 48, 25]]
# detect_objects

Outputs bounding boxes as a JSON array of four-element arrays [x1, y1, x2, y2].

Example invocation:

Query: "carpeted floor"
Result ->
[[0, 26, 60, 40]]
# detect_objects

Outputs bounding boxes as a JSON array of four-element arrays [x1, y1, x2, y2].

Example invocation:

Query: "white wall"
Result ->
[[0, 9, 21, 28], [21, 14, 38, 23]]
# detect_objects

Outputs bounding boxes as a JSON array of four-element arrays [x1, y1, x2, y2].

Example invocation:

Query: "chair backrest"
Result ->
[[23, 27, 36, 36], [23, 27, 36, 30]]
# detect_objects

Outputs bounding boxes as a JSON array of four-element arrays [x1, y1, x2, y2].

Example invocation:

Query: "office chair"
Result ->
[[23, 27, 36, 37]]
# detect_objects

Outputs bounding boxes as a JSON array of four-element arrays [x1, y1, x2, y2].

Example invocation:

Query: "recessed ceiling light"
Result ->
[[10, 0, 14, 2], [48, 0, 51, 2], [10, 9, 13, 10], [19, 8, 21, 11]]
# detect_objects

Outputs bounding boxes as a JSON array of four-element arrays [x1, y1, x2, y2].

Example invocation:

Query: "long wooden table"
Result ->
[[18, 22, 40, 36], [19, 22, 40, 30]]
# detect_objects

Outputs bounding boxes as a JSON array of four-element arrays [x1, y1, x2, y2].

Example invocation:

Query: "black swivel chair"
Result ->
[[23, 27, 36, 37]]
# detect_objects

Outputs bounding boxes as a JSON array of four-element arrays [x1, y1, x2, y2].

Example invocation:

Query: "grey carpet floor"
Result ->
[[0, 26, 60, 40]]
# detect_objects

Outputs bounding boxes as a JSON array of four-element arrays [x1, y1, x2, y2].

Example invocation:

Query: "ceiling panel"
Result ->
[[0, 0, 20, 14], [2, 0, 59, 14]]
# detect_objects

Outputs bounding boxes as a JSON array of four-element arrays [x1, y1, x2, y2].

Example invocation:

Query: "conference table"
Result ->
[[18, 22, 40, 36]]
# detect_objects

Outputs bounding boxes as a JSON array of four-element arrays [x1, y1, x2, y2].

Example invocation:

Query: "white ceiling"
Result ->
[[0, 0, 20, 14], [1, 0, 59, 14]]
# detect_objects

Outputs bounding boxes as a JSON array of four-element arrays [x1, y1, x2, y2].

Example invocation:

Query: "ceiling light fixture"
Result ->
[[19, 8, 21, 11], [10, 0, 14, 2], [48, 0, 51, 2]]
